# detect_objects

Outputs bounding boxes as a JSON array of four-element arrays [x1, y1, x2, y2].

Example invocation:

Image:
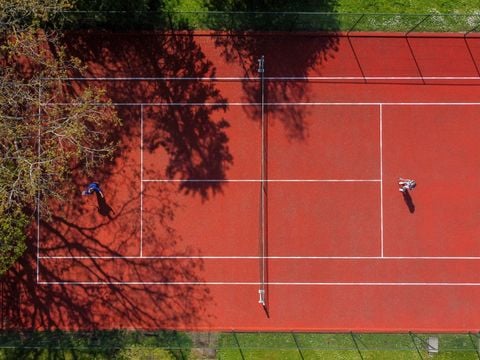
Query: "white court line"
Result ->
[[36, 99, 480, 283], [41, 102, 480, 107], [142, 179, 381, 182], [36, 83, 41, 283], [36, 281, 480, 286], [379, 104, 384, 257], [38, 255, 480, 260], [49, 76, 480, 81], [140, 104, 144, 257]]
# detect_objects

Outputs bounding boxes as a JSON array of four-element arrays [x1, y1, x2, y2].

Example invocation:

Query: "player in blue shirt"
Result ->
[[82, 182, 104, 198]]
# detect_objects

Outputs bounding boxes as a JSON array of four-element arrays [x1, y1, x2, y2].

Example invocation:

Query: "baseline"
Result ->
[[37, 257, 480, 286]]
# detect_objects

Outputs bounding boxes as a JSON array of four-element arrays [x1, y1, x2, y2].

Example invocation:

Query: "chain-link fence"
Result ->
[[217, 332, 480, 359], [46, 11, 480, 33], [1, 330, 480, 359]]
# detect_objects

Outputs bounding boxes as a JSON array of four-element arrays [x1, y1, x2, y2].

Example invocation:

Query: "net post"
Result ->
[[258, 55, 264, 74], [258, 289, 265, 305]]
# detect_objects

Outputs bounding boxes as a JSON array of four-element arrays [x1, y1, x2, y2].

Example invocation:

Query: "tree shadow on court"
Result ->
[[1, 177, 213, 333], [208, 0, 341, 141], [1, 110, 215, 335], [0, 2, 345, 333], [0, 4, 242, 341], [64, 30, 233, 200], [402, 191, 415, 213]]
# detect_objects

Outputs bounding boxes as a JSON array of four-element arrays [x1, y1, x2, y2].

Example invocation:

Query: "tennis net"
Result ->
[[258, 55, 267, 307]]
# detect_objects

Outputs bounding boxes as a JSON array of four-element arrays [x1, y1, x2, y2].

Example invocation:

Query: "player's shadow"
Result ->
[[95, 192, 115, 219], [402, 191, 415, 213]]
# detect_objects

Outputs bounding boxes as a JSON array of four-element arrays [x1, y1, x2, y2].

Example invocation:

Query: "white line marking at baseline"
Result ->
[[36, 83, 41, 283], [38, 256, 480, 260], [41, 102, 480, 107], [36, 281, 480, 286], [380, 104, 384, 258], [140, 104, 144, 257], [47, 76, 480, 81]]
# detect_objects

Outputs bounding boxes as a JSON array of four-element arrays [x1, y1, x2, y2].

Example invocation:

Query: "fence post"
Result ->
[[232, 331, 245, 360], [176, 332, 186, 360], [406, 14, 431, 35], [477, 332, 480, 359], [291, 332, 304, 360], [348, 13, 365, 33], [350, 332, 364, 360], [465, 19, 480, 36], [408, 332, 425, 360], [467, 332, 480, 359]]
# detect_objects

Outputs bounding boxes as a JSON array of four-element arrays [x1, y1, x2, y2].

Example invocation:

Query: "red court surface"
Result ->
[[5, 32, 480, 332]]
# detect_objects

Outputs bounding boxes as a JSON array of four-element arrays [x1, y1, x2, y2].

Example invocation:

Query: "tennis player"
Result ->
[[398, 178, 416, 193], [82, 182, 104, 198]]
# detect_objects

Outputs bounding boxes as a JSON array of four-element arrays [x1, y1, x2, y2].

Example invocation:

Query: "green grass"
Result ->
[[169, 0, 480, 14], [67, 0, 480, 32], [334, 0, 480, 15], [216, 333, 480, 360], [165, 0, 480, 32], [1, 331, 479, 359], [9, 1, 480, 358], [0, 330, 191, 359]]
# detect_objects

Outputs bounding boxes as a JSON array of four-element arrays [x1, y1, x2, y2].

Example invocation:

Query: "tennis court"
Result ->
[[15, 31, 480, 331]]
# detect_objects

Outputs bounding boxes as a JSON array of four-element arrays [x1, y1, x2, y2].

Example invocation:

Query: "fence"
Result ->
[[47, 11, 480, 34], [1, 330, 480, 359]]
